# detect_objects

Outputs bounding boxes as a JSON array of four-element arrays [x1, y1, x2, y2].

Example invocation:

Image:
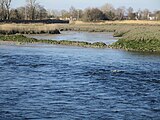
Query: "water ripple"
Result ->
[[0, 45, 160, 119]]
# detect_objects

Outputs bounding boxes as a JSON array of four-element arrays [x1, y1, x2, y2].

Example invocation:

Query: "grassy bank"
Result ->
[[110, 27, 160, 52], [0, 35, 107, 48]]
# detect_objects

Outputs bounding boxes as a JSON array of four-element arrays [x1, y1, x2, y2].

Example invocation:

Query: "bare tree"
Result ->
[[127, 7, 136, 20], [4, 0, 12, 19], [17, 7, 26, 19], [26, 0, 37, 20], [10, 8, 21, 20], [0, 0, 5, 20], [141, 9, 150, 20], [35, 4, 47, 20], [116, 6, 126, 20], [47, 9, 60, 19], [60, 10, 70, 19], [101, 3, 115, 13], [0, 0, 12, 20], [69, 6, 77, 19]]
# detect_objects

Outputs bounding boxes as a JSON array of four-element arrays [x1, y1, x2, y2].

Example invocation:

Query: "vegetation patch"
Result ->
[[58, 23, 160, 52], [110, 27, 160, 52], [0, 29, 60, 35], [0, 35, 107, 48], [111, 38, 160, 52]]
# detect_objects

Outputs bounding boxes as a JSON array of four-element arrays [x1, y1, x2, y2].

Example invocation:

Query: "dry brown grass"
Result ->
[[0, 23, 58, 31], [72, 20, 160, 25], [0, 20, 159, 32]]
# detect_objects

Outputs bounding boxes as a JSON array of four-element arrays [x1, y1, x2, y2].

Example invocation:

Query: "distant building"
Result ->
[[148, 13, 157, 20], [59, 16, 77, 21]]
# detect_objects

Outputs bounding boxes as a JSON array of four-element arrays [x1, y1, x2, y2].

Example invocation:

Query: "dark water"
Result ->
[[28, 31, 117, 45], [0, 34, 160, 120]]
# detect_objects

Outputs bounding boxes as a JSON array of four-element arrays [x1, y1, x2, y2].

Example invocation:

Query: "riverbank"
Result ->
[[57, 21, 160, 52], [0, 35, 107, 48]]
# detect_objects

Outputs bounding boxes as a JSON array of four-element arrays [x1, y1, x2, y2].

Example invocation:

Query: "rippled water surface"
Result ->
[[0, 33, 160, 120]]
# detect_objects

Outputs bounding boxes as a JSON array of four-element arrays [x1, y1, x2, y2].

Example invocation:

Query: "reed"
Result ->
[[0, 23, 60, 35]]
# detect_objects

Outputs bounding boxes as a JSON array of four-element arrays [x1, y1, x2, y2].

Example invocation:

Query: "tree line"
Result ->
[[0, 0, 160, 21], [0, 0, 47, 20], [59, 4, 160, 21]]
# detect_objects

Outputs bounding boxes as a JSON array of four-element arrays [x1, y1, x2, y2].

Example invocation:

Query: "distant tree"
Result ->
[[77, 9, 83, 20], [69, 6, 77, 18], [35, 4, 47, 20], [101, 3, 115, 12], [141, 9, 150, 20], [0, 0, 12, 20], [16, 7, 26, 19], [83, 8, 107, 21], [127, 7, 135, 20], [0, 0, 5, 20], [47, 9, 60, 19], [106, 10, 115, 20], [101, 3, 115, 20], [4, 0, 12, 19], [69, 6, 83, 20], [137, 9, 143, 20], [156, 11, 160, 20], [60, 10, 70, 19], [26, 0, 37, 20], [115, 7, 126, 20], [10, 9, 21, 20]]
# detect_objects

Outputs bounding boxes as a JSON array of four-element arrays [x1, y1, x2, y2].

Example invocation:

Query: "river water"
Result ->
[[0, 32, 160, 120], [28, 31, 117, 45]]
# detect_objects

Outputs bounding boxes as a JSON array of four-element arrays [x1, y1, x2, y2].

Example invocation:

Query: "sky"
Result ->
[[11, 0, 160, 11]]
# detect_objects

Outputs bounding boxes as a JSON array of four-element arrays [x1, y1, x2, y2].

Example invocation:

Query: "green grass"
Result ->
[[110, 27, 160, 52], [0, 35, 107, 48]]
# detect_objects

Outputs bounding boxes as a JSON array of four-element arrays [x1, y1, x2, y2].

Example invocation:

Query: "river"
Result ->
[[28, 31, 117, 45], [0, 31, 160, 119]]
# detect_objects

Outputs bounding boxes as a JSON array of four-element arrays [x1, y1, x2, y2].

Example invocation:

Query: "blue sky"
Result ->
[[11, 0, 160, 11]]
